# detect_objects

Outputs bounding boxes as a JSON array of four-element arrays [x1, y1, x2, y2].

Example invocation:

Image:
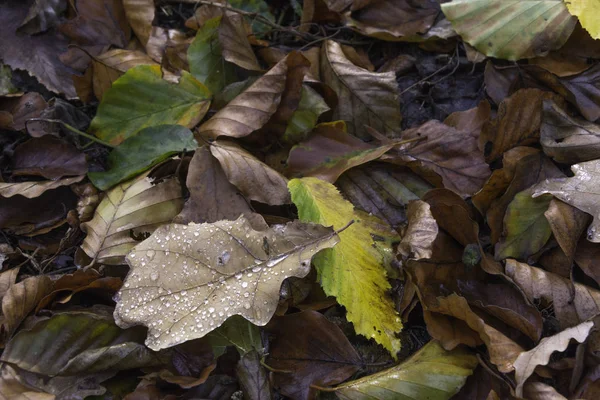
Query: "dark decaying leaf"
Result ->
[[174, 146, 254, 225], [114, 217, 339, 350], [236, 350, 271, 400], [12, 136, 88, 180], [0, 93, 47, 131], [265, 311, 361, 400], [1, 309, 167, 376], [0, 1, 75, 97], [286, 122, 394, 183]]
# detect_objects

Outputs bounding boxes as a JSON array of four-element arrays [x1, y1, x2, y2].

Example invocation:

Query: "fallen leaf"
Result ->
[[533, 159, 600, 242], [574, 238, 600, 287], [197, 52, 309, 139], [114, 217, 339, 350], [145, 27, 189, 66], [495, 189, 553, 261], [0, 93, 47, 131], [505, 259, 600, 329], [289, 177, 402, 357], [206, 315, 261, 357], [513, 320, 594, 397], [174, 146, 253, 225], [333, 340, 477, 400], [89, 65, 211, 146], [441, 0, 576, 60], [0, 268, 19, 300], [320, 40, 401, 139], [80, 172, 184, 265], [18, 0, 67, 35], [545, 199, 590, 260], [383, 120, 491, 197], [0, 275, 53, 346], [210, 140, 291, 205], [563, 0, 600, 39], [236, 350, 271, 400], [1, 309, 167, 376], [88, 125, 197, 191], [0, 63, 19, 97], [122, 0, 155, 46], [219, 14, 261, 72], [25, 98, 90, 138], [398, 200, 438, 260], [343, 0, 440, 41], [480, 89, 566, 162], [336, 163, 432, 229], [0, 364, 55, 400], [541, 99, 600, 163], [187, 16, 237, 94], [283, 85, 330, 145], [443, 100, 492, 142], [286, 122, 394, 183], [0, 177, 84, 199], [0, 1, 75, 97], [12, 136, 87, 180], [265, 310, 361, 400]]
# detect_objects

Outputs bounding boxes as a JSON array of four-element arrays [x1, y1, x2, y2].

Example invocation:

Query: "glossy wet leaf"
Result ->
[[533, 159, 600, 242], [333, 340, 477, 400], [187, 16, 237, 94], [88, 125, 197, 191], [321, 40, 401, 139], [514, 320, 594, 397], [289, 177, 402, 357], [113, 216, 339, 350], [441, 0, 577, 60], [1, 310, 166, 376], [89, 65, 211, 145], [81, 172, 184, 265]]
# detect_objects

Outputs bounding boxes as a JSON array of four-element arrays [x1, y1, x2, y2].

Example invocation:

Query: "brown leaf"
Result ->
[[123, 0, 155, 46], [343, 0, 440, 40], [146, 27, 188, 65], [444, 100, 491, 145], [265, 311, 361, 400], [480, 89, 566, 162], [286, 122, 394, 183], [0, 93, 47, 131], [0, 275, 53, 346], [574, 238, 600, 287], [545, 199, 590, 260], [198, 52, 309, 140], [336, 163, 432, 229], [12, 136, 87, 180], [384, 120, 491, 197], [0, 177, 84, 199], [514, 320, 594, 397], [0, 268, 19, 300], [505, 259, 600, 329], [398, 200, 438, 260], [0, 364, 55, 400], [541, 100, 600, 164], [219, 14, 261, 71], [320, 40, 401, 139], [210, 140, 290, 205], [0, 2, 75, 97]]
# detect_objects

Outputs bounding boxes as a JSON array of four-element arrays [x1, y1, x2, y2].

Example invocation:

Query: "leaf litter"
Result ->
[[2, 0, 600, 399]]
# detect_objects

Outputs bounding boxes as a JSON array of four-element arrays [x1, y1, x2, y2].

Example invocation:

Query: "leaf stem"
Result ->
[[260, 359, 292, 374], [26, 118, 116, 148], [309, 383, 338, 392]]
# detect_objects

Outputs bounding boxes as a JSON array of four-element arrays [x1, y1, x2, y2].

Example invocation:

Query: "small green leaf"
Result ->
[[188, 16, 237, 94], [283, 86, 330, 145], [88, 125, 197, 191], [89, 65, 211, 145], [333, 340, 477, 400], [206, 315, 262, 357], [495, 189, 553, 260]]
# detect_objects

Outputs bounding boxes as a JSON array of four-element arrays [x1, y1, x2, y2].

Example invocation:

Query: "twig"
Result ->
[[25, 119, 115, 149]]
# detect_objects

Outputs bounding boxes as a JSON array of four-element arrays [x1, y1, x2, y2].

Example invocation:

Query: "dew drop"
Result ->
[[241, 282, 248, 288], [150, 271, 159, 281], [243, 302, 251, 309], [146, 250, 156, 260]]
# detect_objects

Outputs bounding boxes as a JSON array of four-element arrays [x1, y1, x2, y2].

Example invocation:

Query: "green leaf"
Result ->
[[441, 0, 577, 60], [88, 65, 211, 146], [88, 125, 197, 191], [289, 177, 402, 357], [1, 310, 167, 376], [333, 340, 477, 400], [495, 189, 553, 261], [206, 315, 262, 358], [282, 86, 330, 145], [228, 0, 275, 33], [188, 16, 237, 94]]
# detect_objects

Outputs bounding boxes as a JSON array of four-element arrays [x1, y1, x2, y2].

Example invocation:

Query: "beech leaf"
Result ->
[[289, 177, 402, 357], [533, 159, 600, 242], [88, 65, 211, 146], [321, 40, 401, 139], [514, 320, 594, 397], [0, 177, 84, 199], [81, 172, 184, 265], [113, 216, 340, 350], [333, 340, 477, 400]]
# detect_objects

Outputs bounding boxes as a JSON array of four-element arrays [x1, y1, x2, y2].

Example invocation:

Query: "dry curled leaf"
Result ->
[[0, 177, 84, 199], [114, 216, 339, 350], [398, 200, 438, 260]]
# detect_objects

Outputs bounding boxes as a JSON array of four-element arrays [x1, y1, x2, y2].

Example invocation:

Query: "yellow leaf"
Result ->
[[564, 0, 600, 39], [289, 177, 402, 357]]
